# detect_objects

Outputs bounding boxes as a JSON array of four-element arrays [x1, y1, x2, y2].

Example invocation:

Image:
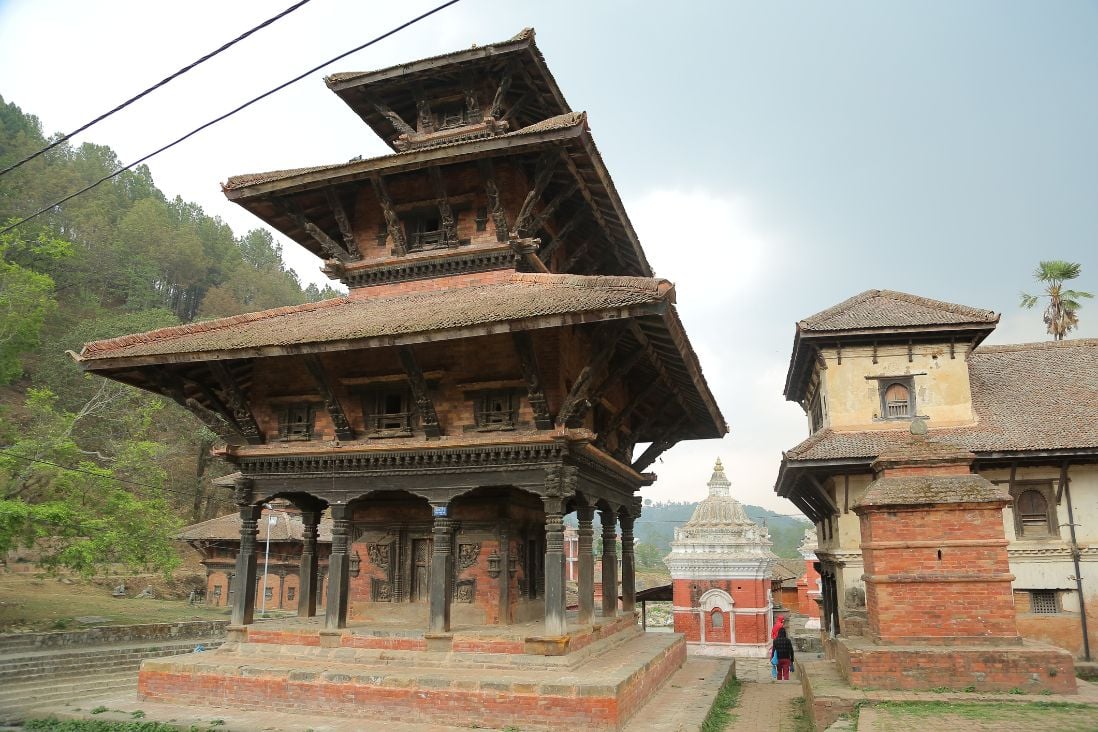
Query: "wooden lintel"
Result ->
[[207, 362, 264, 445], [370, 175, 407, 255], [302, 354, 355, 441], [512, 149, 560, 237], [398, 346, 441, 439], [556, 324, 627, 427], [512, 331, 552, 429], [478, 159, 510, 243], [324, 188, 359, 257]]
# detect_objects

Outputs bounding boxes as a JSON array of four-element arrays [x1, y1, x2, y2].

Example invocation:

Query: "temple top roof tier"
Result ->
[[325, 28, 570, 153]]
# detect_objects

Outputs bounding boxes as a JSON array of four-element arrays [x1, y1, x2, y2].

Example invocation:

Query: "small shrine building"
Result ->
[[797, 526, 822, 629], [666, 459, 777, 656]]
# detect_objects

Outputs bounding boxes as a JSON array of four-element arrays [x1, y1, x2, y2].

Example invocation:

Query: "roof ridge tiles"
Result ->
[[974, 338, 1098, 354], [797, 288, 998, 333]]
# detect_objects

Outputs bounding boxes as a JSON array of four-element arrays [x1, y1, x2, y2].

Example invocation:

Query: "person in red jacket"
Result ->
[[772, 614, 785, 640], [773, 627, 795, 681]]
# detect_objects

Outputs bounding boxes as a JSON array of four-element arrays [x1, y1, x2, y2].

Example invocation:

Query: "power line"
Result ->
[[0, 0, 464, 237], [0, 0, 316, 180]]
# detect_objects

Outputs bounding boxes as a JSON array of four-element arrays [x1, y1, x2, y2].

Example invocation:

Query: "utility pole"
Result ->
[[260, 507, 278, 615]]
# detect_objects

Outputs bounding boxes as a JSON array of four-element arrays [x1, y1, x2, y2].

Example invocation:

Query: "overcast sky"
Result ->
[[1, 1, 1095, 513]]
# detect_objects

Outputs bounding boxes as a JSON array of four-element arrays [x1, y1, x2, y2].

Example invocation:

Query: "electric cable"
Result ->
[[0, 0, 464, 237], [0, 0, 316, 180]]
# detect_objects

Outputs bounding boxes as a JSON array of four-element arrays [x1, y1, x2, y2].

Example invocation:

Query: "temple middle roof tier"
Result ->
[[220, 111, 654, 282]]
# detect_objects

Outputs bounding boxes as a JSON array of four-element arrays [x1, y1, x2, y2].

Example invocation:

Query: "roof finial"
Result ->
[[708, 457, 731, 497]]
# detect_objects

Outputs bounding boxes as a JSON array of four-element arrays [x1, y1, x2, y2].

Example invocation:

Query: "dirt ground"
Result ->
[[0, 570, 229, 633], [857, 701, 1098, 731]]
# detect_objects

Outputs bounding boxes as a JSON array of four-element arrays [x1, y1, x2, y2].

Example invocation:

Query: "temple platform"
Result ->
[[138, 613, 686, 730]]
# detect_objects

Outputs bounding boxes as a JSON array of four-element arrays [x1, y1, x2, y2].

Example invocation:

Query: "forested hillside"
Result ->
[[635, 501, 809, 561], [0, 97, 339, 575]]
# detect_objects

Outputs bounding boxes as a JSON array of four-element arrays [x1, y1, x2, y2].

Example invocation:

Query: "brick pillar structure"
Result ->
[[837, 425, 1077, 692]]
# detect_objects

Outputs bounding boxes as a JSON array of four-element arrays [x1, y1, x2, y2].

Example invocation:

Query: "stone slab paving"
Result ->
[[726, 675, 802, 732], [624, 657, 734, 732]]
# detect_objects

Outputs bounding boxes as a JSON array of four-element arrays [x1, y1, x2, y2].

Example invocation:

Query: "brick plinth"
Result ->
[[834, 637, 1077, 693], [137, 632, 685, 730]]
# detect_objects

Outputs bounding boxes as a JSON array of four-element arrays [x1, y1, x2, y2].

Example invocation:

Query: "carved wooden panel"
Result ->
[[454, 579, 476, 604], [458, 543, 480, 572], [371, 577, 393, 602]]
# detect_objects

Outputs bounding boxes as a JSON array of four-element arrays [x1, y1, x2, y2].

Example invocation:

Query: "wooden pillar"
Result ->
[[543, 497, 567, 636], [297, 509, 320, 618], [576, 505, 595, 625], [497, 525, 511, 624], [620, 514, 636, 613], [429, 503, 454, 633], [325, 504, 351, 629], [600, 508, 618, 617], [230, 477, 259, 627]]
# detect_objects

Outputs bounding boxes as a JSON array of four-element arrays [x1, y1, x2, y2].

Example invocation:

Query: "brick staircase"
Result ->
[[0, 626, 225, 724]]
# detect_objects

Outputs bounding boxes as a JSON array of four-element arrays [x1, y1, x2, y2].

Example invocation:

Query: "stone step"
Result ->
[[0, 638, 221, 664], [0, 669, 138, 707], [0, 640, 223, 681]]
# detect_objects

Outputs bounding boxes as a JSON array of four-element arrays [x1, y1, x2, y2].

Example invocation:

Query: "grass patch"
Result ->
[[788, 697, 815, 732], [700, 674, 743, 732], [864, 700, 1098, 731], [25, 719, 206, 731]]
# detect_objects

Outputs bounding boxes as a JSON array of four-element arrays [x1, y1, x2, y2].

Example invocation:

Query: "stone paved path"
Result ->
[[726, 678, 802, 732], [624, 657, 734, 731]]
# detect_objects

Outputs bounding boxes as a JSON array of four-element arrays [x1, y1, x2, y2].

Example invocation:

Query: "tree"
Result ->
[[1020, 261, 1093, 341]]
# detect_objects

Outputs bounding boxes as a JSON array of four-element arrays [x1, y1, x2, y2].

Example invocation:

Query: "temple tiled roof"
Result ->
[[178, 509, 332, 543], [784, 338, 1098, 461], [77, 273, 672, 363], [222, 112, 587, 192], [799, 290, 999, 333]]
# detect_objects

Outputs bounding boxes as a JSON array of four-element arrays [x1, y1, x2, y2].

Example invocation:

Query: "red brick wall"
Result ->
[[671, 578, 770, 645], [798, 559, 821, 618]]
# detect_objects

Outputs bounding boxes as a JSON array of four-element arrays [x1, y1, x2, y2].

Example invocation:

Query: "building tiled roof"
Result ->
[[77, 272, 671, 362], [799, 290, 998, 333], [178, 509, 333, 543], [784, 338, 1098, 461], [222, 112, 587, 192]]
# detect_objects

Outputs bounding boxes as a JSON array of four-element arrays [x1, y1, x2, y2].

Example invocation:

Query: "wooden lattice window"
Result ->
[[437, 104, 470, 130], [277, 404, 315, 441], [408, 213, 446, 251], [1031, 590, 1058, 614], [878, 377, 915, 419], [1016, 488, 1053, 537], [711, 610, 724, 628], [364, 389, 416, 437], [475, 391, 517, 431], [287, 586, 296, 601]]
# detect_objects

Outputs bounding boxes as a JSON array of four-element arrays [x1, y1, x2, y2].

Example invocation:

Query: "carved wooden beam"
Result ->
[[324, 188, 359, 257], [370, 175, 406, 255], [428, 166, 458, 246], [561, 237, 594, 273], [416, 93, 434, 133], [367, 97, 415, 136], [631, 417, 686, 472], [513, 331, 552, 429], [478, 159, 510, 243], [179, 375, 247, 436], [510, 237, 550, 274], [270, 196, 351, 262], [145, 369, 241, 442], [556, 324, 627, 428], [559, 150, 619, 255], [805, 473, 841, 516], [489, 67, 513, 119], [463, 73, 481, 119], [601, 380, 664, 445], [538, 213, 584, 262], [518, 181, 579, 239], [207, 362, 264, 445], [512, 149, 559, 237], [398, 346, 441, 439], [303, 354, 355, 441]]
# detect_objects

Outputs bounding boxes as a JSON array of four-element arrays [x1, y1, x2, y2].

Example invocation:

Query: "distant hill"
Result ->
[[634, 501, 810, 559]]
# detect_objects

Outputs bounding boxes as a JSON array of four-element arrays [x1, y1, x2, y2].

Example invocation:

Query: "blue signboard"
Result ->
[[432, 505, 448, 517]]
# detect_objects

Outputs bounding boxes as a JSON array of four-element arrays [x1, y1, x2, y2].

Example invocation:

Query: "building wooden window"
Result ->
[[212, 585, 222, 600], [287, 586, 296, 601], [436, 104, 469, 130], [277, 404, 315, 441], [408, 213, 446, 251], [878, 377, 915, 419], [475, 391, 517, 431], [808, 393, 824, 433], [1010, 482, 1058, 538], [364, 389, 416, 437], [1030, 590, 1059, 614]]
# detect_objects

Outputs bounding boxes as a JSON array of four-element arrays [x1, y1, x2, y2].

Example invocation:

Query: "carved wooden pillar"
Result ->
[[620, 514, 636, 613], [325, 504, 351, 629], [297, 509, 320, 618], [429, 503, 454, 633], [543, 498, 567, 636], [230, 477, 260, 626], [600, 508, 618, 617], [576, 504, 595, 625], [497, 524, 511, 624]]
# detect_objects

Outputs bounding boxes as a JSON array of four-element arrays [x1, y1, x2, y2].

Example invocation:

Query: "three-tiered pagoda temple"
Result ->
[[74, 29, 726, 729]]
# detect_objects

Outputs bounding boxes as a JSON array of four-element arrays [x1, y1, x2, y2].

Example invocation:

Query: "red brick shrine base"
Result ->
[[137, 613, 683, 730]]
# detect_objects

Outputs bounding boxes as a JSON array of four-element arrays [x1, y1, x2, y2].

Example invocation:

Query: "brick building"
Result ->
[[666, 459, 777, 656], [179, 499, 332, 612], [777, 290, 1096, 661], [72, 29, 726, 729]]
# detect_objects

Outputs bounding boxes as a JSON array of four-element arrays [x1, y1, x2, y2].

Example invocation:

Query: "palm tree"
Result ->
[[1020, 261, 1093, 340]]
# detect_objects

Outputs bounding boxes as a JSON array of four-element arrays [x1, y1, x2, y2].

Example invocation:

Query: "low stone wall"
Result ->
[[0, 620, 229, 652]]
